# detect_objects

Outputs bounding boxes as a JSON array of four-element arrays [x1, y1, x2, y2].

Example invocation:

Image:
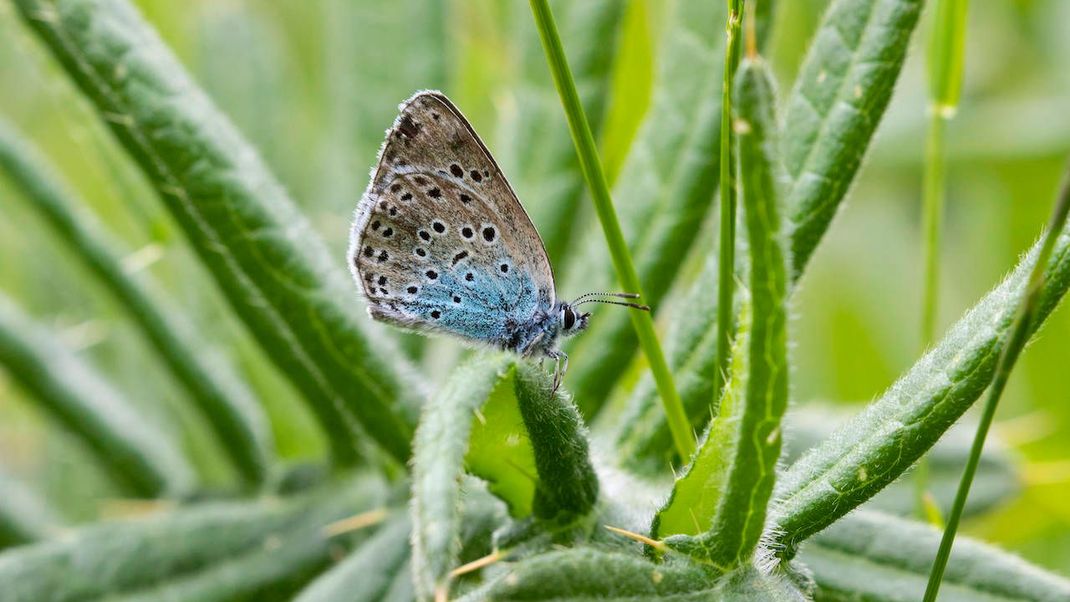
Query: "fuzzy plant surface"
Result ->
[[0, 0, 1068, 601]]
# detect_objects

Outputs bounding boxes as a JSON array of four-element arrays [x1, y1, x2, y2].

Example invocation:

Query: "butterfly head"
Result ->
[[559, 292, 650, 340], [558, 303, 591, 338]]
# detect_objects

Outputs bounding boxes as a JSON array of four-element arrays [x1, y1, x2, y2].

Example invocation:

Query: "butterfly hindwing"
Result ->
[[349, 91, 556, 347]]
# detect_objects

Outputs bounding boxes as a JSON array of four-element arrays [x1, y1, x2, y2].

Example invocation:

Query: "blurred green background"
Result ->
[[1, 0, 1068, 573]]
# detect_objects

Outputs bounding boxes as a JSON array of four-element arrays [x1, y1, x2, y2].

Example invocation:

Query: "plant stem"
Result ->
[[917, 0, 969, 525], [919, 112, 947, 348], [712, 0, 745, 406], [529, 0, 694, 459], [923, 165, 1070, 602]]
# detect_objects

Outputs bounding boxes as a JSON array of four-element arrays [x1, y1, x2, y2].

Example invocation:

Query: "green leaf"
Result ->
[[501, 0, 624, 268], [615, 252, 721, 476], [564, 0, 726, 415], [652, 310, 751, 540], [0, 118, 274, 487], [293, 514, 411, 602], [783, 0, 924, 278], [460, 548, 808, 601], [0, 475, 388, 602], [692, 57, 790, 569], [784, 406, 1020, 519], [0, 472, 58, 550], [0, 293, 195, 497], [466, 371, 538, 518], [513, 363, 598, 519], [772, 225, 1070, 557], [460, 548, 714, 601], [411, 355, 513, 601], [381, 558, 415, 602], [12, 0, 421, 465], [598, 0, 657, 186], [753, 0, 779, 53], [800, 510, 1070, 602]]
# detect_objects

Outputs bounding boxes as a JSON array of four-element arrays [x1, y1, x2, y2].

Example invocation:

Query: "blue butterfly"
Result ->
[[348, 91, 647, 388]]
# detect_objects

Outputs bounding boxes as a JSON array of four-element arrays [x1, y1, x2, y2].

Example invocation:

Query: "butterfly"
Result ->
[[348, 91, 648, 389]]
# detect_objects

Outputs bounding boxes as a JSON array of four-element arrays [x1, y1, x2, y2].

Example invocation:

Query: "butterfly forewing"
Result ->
[[349, 92, 556, 347]]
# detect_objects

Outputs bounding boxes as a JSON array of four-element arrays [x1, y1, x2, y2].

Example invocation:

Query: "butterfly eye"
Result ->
[[563, 307, 576, 330]]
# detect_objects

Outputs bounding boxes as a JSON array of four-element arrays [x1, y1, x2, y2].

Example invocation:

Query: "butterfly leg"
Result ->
[[549, 350, 569, 395]]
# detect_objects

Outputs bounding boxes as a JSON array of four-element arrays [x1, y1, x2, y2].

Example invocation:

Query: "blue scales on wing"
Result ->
[[348, 91, 557, 352]]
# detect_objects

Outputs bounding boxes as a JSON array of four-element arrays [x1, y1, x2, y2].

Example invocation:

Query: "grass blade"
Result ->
[[529, 0, 693, 459], [783, 0, 924, 279], [0, 472, 59, 549], [563, 0, 725, 417], [802, 510, 1070, 602], [502, 0, 624, 269], [12, 0, 421, 465], [411, 355, 512, 601], [615, 253, 721, 475], [700, 55, 790, 570], [924, 167, 1070, 601], [0, 474, 387, 602], [0, 119, 274, 487], [771, 200, 1070, 558], [0, 293, 195, 497], [711, 0, 744, 407]]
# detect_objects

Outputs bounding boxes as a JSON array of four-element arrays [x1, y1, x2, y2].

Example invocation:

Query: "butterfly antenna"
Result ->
[[573, 298, 650, 311], [573, 291, 642, 303]]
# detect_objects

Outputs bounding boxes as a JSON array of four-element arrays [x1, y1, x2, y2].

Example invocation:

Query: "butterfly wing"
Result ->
[[348, 91, 556, 349]]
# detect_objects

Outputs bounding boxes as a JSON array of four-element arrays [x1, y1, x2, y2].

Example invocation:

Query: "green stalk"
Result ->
[[919, 113, 947, 348], [923, 165, 1070, 601], [917, 0, 969, 527], [529, 0, 694, 459], [712, 0, 745, 406]]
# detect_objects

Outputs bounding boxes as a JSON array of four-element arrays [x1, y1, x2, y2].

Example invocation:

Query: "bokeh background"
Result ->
[[1, 0, 1068, 573]]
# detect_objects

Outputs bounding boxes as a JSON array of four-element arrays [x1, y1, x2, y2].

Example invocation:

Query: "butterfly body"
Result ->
[[349, 91, 636, 377]]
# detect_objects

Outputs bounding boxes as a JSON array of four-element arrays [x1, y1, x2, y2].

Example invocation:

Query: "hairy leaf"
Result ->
[[773, 226, 1070, 556], [12, 0, 421, 465], [0, 472, 58, 550], [460, 548, 713, 601], [0, 475, 387, 602], [0, 293, 194, 497], [784, 0, 924, 278], [460, 548, 808, 601], [0, 118, 273, 486], [513, 363, 599, 519], [411, 355, 513, 601], [501, 0, 624, 268], [801, 510, 1070, 602], [696, 57, 790, 569], [564, 0, 725, 414], [293, 515, 411, 602], [784, 406, 1020, 518]]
